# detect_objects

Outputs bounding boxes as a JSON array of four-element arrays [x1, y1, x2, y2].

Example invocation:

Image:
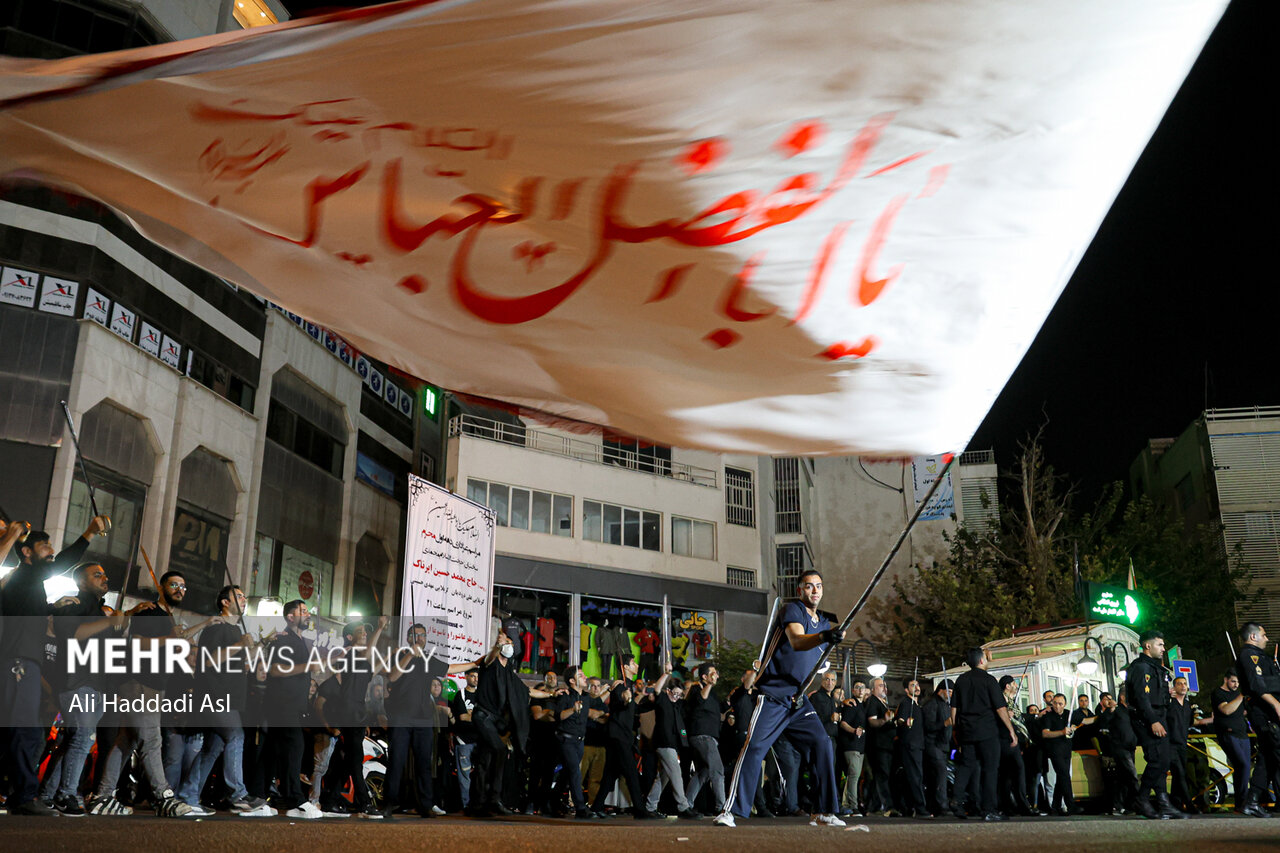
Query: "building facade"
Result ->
[[1131, 406, 1280, 627]]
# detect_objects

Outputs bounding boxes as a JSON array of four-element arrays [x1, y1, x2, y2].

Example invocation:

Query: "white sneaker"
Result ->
[[712, 812, 736, 827], [286, 802, 323, 820], [239, 804, 275, 817], [431, 805, 446, 816], [810, 813, 846, 827]]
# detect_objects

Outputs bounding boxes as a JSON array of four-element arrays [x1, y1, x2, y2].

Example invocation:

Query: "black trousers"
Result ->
[[0, 659, 42, 805], [998, 741, 1030, 811], [527, 732, 559, 810], [924, 745, 948, 813], [1136, 727, 1171, 797], [896, 742, 925, 812], [266, 725, 305, 808], [322, 727, 370, 811], [557, 736, 587, 811], [385, 725, 435, 813], [593, 735, 645, 813], [1169, 741, 1192, 807], [1046, 748, 1075, 810], [867, 745, 893, 811], [954, 738, 1000, 814], [1110, 747, 1138, 810], [639, 653, 660, 682], [470, 710, 509, 809]]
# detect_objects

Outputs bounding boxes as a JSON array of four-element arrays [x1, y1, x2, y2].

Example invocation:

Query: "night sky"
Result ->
[[969, 0, 1269, 502]]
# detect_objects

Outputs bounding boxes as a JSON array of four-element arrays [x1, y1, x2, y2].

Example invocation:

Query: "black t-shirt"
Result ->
[[198, 621, 247, 714], [387, 650, 447, 725], [267, 629, 312, 719], [1212, 687, 1247, 737], [728, 686, 757, 740], [896, 697, 924, 749], [316, 674, 346, 726], [922, 698, 951, 752], [1039, 710, 1073, 755], [650, 693, 687, 750], [1, 539, 89, 663], [52, 594, 107, 692], [607, 682, 637, 741], [685, 687, 723, 739], [1099, 705, 1137, 751], [556, 688, 589, 739], [450, 686, 478, 740], [585, 694, 608, 746], [865, 695, 896, 750], [809, 689, 839, 739], [838, 700, 867, 752], [1166, 697, 1194, 745], [129, 607, 176, 690], [951, 669, 1007, 744], [339, 645, 371, 724]]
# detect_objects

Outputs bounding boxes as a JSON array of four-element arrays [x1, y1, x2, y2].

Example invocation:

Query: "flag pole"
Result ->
[[793, 455, 955, 706]]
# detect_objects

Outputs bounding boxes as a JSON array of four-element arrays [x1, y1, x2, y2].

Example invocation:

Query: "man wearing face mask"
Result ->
[[467, 623, 554, 817]]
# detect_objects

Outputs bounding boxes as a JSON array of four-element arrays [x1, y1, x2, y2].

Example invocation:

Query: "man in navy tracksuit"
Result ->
[[715, 569, 845, 828]]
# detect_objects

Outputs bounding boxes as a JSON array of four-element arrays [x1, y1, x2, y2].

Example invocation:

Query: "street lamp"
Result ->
[[1108, 641, 1131, 692], [852, 638, 887, 678], [1076, 635, 1102, 676]]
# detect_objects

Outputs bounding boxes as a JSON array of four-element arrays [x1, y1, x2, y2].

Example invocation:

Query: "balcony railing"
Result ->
[[449, 414, 717, 488], [958, 449, 995, 466]]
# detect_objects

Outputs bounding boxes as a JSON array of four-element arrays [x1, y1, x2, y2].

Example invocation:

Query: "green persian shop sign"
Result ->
[[1085, 582, 1146, 627]]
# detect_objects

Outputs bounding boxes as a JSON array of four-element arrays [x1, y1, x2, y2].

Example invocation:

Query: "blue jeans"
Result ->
[[163, 728, 204, 792], [54, 686, 105, 801], [455, 740, 475, 807], [179, 715, 248, 805]]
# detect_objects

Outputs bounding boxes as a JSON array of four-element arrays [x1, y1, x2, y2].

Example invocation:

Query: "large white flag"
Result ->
[[0, 0, 1226, 455]]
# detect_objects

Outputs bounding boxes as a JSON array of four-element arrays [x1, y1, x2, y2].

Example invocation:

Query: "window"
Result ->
[[467, 479, 572, 537], [776, 543, 807, 597], [584, 500, 660, 551], [727, 566, 756, 588], [603, 435, 672, 476], [266, 398, 344, 478], [725, 467, 755, 527], [672, 516, 715, 559], [774, 457, 802, 533]]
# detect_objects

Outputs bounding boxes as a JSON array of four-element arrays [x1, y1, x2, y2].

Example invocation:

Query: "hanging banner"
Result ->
[[912, 455, 955, 521], [0, 0, 1226, 455], [402, 474, 496, 665]]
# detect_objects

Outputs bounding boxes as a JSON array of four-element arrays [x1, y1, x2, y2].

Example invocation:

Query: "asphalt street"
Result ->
[[2, 813, 1279, 852]]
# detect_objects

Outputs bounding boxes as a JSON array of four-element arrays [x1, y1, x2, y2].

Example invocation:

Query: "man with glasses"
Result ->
[[90, 571, 193, 817], [714, 569, 845, 828]]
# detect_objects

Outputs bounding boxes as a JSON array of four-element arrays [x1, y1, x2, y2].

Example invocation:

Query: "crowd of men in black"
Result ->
[[4, 516, 1280, 824]]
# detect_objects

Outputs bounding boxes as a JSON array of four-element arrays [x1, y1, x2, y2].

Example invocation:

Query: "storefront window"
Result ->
[[276, 543, 334, 618], [580, 595, 664, 681], [63, 469, 144, 595], [495, 586, 571, 677], [671, 607, 718, 675]]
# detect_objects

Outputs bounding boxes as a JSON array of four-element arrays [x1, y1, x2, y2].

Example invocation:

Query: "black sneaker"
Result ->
[[54, 795, 86, 817], [358, 806, 384, 820], [678, 809, 703, 820], [11, 799, 59, 816]]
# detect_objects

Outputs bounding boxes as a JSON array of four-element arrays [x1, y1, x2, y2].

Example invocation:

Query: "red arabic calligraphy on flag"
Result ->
[[0, 0, 1227, 454]]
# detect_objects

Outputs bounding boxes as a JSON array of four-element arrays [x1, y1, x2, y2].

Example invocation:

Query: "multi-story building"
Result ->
[[1130, 406, 1280, 626], [443, 408, 767, 679]]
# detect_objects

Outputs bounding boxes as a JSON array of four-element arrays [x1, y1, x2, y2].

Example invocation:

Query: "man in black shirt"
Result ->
[[176, 584, 267, 816], [1038, 693, 1082, 816], [555, 665, 599, 819], [266, 599, 319, 818], [592, 654, 656, 818], [91, 569, 193, 817], [450, 668, 479, 810], [1234, 622, 1280, 817], [863, 676, 896, 815], [922, 679, 952, 817], [1167, 675, 1202, 813], [1211, 669, 1257, 816], [1127, 628, 1185, 820], [383, 622, 448, 818], [0, 516, 106, 815], [319, 616, 388, 819], [895, 677, 927, 818], [684, 662, 726, 815], [1069, 694, 1090, 728], [997, 676, 1033, 816], [48, 561, 147, 815], [581, 676, 609, 807], [468, 625, 553, 817], [643, 672, 698, 819], [1094, 691, 1137, 815], [949, 647, 1017, 821]]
